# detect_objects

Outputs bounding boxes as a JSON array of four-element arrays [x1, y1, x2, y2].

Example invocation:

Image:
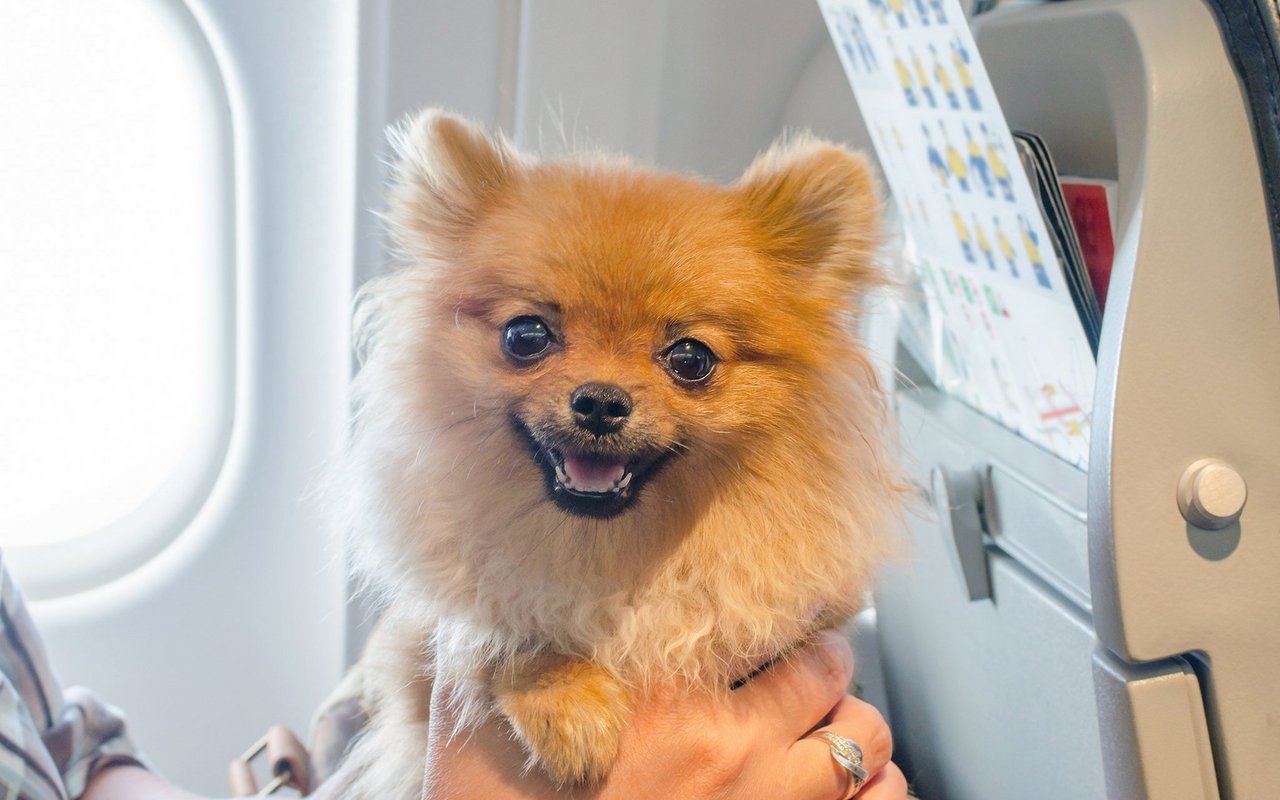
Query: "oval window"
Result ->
[[0, 0, 234, 598]]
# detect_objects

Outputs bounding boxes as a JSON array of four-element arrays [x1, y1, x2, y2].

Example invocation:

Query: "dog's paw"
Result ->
[[494, 657, 630, 786]]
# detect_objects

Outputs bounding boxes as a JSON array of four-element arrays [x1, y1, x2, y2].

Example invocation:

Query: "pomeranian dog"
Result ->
[[332, 108, 901, 797]]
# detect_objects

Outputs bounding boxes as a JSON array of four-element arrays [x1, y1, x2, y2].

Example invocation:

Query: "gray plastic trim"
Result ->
[[1093, 649, 1220, 800]]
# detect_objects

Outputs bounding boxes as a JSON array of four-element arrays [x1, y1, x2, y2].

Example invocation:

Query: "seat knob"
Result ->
[[1177, 458, 1247, 530]]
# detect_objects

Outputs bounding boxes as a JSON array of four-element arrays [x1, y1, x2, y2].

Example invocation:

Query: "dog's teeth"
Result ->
[[617, 472, 632, 489], [555, 463, 570, 484]]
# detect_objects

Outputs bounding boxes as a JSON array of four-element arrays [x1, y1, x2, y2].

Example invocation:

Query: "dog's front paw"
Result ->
[[494, 657, 630, 786]]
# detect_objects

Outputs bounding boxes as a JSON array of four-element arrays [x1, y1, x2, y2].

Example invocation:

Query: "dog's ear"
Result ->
[[386, 108, 525, 256], [735, 134, 882, 288]]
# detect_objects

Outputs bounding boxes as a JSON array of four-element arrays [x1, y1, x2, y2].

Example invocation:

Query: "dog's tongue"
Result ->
[[563, 453, 627, 491]]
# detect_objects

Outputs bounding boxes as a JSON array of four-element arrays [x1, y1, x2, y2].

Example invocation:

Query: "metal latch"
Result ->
[[228, 725, 310, 796], [930, 465, 992, 601]]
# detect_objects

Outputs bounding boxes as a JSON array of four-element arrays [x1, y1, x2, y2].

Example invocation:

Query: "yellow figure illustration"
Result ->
[[982, 123, 1015, 201], [973, 215, 994, 269], [930, 44, 960, 109], [910, 48, 936, 108], [887, 0, 908, 27], [941, 125, 970, 192], [1018, 214, 1052, 288], [893, 46, 918, 107], [892, 125, 904, 152], [952, 207, 976, 264], [967, 132, 983, 162], [924, 125, 948, 188], [951, 40, 981, 110], [994, 216, 1018, 277], [965, 124, 994, 197]]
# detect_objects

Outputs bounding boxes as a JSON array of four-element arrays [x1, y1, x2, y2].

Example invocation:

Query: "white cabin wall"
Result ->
[[30, 1, 356, 793], [656, 0, 853, 179]]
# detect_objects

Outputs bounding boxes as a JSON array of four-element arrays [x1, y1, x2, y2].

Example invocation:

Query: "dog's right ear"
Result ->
[[386, 108, 525, 256]]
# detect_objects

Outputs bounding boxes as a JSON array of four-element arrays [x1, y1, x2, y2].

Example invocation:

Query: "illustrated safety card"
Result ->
[[818, 0, 1097, 468]]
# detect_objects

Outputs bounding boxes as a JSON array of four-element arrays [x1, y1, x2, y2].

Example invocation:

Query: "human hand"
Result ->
[[422, 629, 908, 799]]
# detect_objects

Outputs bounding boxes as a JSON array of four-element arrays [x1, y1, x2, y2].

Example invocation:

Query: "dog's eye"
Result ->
[[665, 339, 716, 384], [502, 316, 553, 361]]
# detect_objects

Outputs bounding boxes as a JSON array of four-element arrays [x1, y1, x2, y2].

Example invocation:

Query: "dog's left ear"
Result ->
[[735, 134, 882, 288]]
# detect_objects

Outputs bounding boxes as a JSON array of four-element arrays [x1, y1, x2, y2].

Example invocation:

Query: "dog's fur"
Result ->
[[331, 109, 902, 797]]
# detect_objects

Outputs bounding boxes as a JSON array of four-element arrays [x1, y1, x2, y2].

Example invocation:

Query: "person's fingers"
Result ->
[[787, 695, 893, 800], [855, 760, 910, 799], [730, 630, 854, 742]]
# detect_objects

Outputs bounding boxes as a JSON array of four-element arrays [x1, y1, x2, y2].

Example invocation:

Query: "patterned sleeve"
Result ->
[[0, 556, 146, 800]]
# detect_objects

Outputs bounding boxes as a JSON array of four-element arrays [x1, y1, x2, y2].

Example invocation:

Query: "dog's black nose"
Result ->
[[570, 382, 632, 435]]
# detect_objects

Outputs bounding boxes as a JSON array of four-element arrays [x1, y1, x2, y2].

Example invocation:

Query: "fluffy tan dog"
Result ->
[[333, 108, 901, 797]]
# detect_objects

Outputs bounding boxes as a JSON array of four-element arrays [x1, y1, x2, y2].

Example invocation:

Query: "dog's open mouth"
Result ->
[[511, 417, 673, 518], [552, 449, 634, 497], [544, 445, 656, 518]]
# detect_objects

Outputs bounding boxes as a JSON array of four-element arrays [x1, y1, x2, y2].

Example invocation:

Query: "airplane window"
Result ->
[[0, 0, 232, 594]]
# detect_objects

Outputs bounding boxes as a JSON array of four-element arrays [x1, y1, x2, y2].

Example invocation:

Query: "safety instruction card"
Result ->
[[817, 0, 1098, 468]]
